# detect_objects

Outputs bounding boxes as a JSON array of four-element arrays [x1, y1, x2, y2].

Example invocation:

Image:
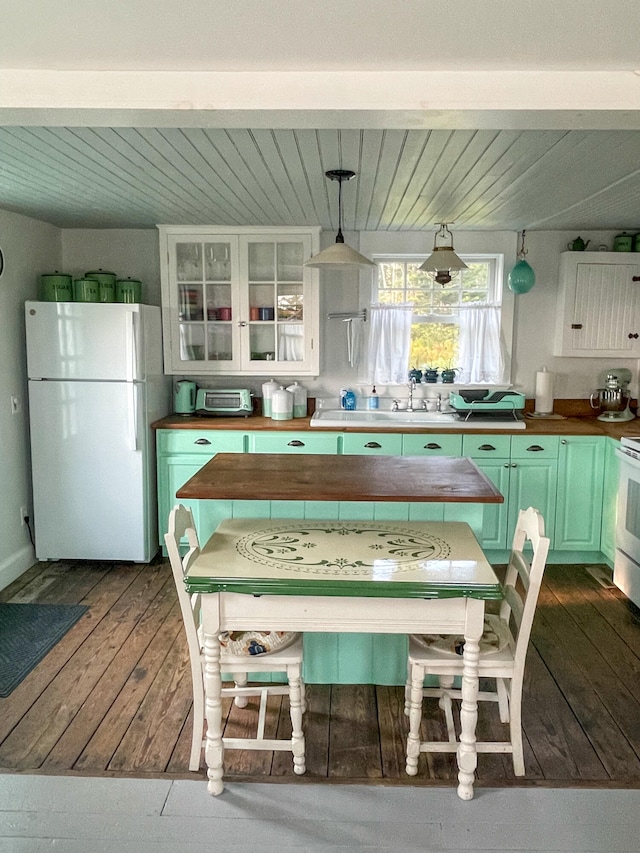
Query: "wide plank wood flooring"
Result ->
[[1, 558, 639, 788]]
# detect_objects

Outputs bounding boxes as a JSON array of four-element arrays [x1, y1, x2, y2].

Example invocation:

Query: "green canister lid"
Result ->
[[85, 269, 117, 286]]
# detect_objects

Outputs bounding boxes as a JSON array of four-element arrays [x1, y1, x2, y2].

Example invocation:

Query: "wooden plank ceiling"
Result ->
[[1, 126, 639, 231]]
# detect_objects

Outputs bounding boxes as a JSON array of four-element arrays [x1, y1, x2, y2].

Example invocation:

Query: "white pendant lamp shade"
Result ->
[[304, 240, 376, 268], [418, 224, 468, 285], [304, 169, 375, 269]]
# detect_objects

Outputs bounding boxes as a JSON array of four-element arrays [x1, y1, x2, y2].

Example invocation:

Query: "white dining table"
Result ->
[[185, 517, 502, 800]]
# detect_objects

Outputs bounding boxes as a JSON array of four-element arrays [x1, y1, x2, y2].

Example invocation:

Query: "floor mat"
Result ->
[[0, 602, 88, 697]]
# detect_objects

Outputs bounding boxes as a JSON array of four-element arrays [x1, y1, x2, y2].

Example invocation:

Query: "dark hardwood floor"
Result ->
[[1, 557, 639, 787]]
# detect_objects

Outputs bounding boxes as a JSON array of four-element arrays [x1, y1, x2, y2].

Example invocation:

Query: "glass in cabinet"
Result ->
[[159, 226, 320, 375]]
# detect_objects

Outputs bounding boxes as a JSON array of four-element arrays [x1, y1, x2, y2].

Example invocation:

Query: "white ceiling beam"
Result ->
[[2, 70, 640, 130]]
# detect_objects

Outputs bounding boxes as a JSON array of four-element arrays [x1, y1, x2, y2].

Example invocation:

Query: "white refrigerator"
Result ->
[[25, 301, 170, 562]]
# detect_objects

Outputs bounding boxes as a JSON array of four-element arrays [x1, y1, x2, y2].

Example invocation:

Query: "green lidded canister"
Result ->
[[85, 269, 117, 303], [116, 277, 142, 303], [40, 272, 73, 302]]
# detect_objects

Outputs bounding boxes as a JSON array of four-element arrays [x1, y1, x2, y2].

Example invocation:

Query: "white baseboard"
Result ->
[[0, 544, 36, 592]]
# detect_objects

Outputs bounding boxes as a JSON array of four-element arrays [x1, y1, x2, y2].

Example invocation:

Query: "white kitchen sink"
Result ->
[[310, 409, 526, 430]]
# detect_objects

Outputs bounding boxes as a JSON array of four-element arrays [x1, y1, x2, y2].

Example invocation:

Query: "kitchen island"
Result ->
[[175, 453, 503, 688]]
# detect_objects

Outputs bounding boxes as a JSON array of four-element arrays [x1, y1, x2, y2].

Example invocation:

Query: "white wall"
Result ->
[[0, 208, 61, 589], [61, 229, 162, 306]]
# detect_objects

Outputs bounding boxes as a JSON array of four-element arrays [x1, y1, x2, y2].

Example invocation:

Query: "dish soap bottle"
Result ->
[[343, 389, 357, 410], [368, 386, 379, 409]]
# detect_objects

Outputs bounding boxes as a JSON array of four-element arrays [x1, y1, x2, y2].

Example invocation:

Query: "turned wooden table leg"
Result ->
[[203, 627, 224, 796], [456, 597, 483, 801], [289, 666, 306, 775], [405, 661, 424, 776]]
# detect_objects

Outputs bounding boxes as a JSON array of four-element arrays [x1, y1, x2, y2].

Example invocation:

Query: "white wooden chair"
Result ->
[[165, 504, 306, 773], [404, 506, 550, 777]]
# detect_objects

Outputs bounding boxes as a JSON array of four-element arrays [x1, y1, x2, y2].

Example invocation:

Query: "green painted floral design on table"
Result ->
[[235, 522, 452, 576]]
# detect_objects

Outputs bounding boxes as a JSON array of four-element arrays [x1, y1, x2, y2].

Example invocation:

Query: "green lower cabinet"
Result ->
[[508, 456, 558, 544], [508, 435, 559, 545], [302, 633, 408, 685], [554, 436, 605, 552], [601, 438, 620, 564], [473, 458, 511, 549], [156, 429, 246, 546]]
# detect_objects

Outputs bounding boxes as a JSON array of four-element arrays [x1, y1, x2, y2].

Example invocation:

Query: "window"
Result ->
[[373, 254, 506, 383]]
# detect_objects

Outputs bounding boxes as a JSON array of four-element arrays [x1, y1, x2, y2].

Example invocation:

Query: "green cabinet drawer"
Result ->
[[157, 429, 246, 454], [342, 433, 403, 455], [402, 434, 463, 456], [249, 432, 340, 454], [462, 434, 511, 458], [510, 434, 559, 459]]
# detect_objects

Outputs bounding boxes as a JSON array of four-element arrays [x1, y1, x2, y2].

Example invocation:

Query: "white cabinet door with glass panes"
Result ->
[[159, 226, 320, 375]]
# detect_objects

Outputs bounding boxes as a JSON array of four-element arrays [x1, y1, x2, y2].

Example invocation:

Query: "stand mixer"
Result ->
[[590, 368, 635, 422]]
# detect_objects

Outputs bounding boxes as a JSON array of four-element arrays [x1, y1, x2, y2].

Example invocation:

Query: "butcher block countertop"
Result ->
[[176, 453, 504, 503], [152, 399, 640, 440]]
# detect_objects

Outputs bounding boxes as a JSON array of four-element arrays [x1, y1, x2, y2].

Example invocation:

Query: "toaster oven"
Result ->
[[195, 388, 253, 416]]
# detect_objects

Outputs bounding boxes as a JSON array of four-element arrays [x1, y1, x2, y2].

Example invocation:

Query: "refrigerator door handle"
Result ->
[[126, 310, 141, 381], [128, 383, 140, 451]]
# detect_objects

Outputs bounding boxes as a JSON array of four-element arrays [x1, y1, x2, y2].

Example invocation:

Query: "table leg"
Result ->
[[289, 667, 306, 775], [456, 597, 484, 800], [405, 660, 424, 776], [203, 629, 224, 796]]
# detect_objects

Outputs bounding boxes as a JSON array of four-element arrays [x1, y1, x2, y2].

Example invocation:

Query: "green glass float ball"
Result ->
[[508, 259, 536, 294]]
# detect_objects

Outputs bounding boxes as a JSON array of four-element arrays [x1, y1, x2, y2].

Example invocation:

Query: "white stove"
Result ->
[[614, 437, 640, 608]]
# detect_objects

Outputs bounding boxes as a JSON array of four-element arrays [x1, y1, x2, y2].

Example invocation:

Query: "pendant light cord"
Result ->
[[336, 177, 345, 243]]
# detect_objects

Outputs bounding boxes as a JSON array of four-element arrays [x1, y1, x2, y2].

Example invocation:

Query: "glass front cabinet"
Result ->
[[158, 226, 321, 375]]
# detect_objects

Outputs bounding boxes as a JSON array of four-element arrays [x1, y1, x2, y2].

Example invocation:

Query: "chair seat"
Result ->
[[411, 614, 512, 657], [219, 630, 298, 657]]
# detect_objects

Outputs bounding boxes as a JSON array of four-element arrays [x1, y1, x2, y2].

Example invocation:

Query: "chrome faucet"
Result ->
[[407, 377, 416, 412]]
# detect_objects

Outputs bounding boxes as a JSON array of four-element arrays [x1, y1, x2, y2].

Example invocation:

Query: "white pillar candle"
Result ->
[[535, 368, 555, 415]]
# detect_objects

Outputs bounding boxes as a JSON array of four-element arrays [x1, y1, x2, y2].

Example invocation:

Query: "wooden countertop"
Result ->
[[152, 411, 640, 439], [176, 453, 504, 503]]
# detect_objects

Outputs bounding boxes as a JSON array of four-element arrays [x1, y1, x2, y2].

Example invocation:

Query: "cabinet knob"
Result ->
[[628, 332, 639, 339], [194, 438, 211, 445], [364, 441, 382, 449], [238, 320, 247, 327], [478, 444, 497, 451], [424, 443, 442, 450], [287, 440, 305, 447]]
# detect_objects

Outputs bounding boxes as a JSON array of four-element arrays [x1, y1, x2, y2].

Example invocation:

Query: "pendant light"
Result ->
[[418, 223, 468, 285], [508, 230, 536, 294], [304, 169, 375, 269]]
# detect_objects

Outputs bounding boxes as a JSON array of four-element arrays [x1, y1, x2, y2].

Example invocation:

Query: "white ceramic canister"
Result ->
[[271, 386, 293, 420], [261, 378, 280, 417], [286, 381, 308, 418]]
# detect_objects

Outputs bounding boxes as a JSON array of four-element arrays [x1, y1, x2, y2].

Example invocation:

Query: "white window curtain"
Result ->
[[364, 303, 413, 385], [458, 303, 508, 384], [279, 324, 304, 361]]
